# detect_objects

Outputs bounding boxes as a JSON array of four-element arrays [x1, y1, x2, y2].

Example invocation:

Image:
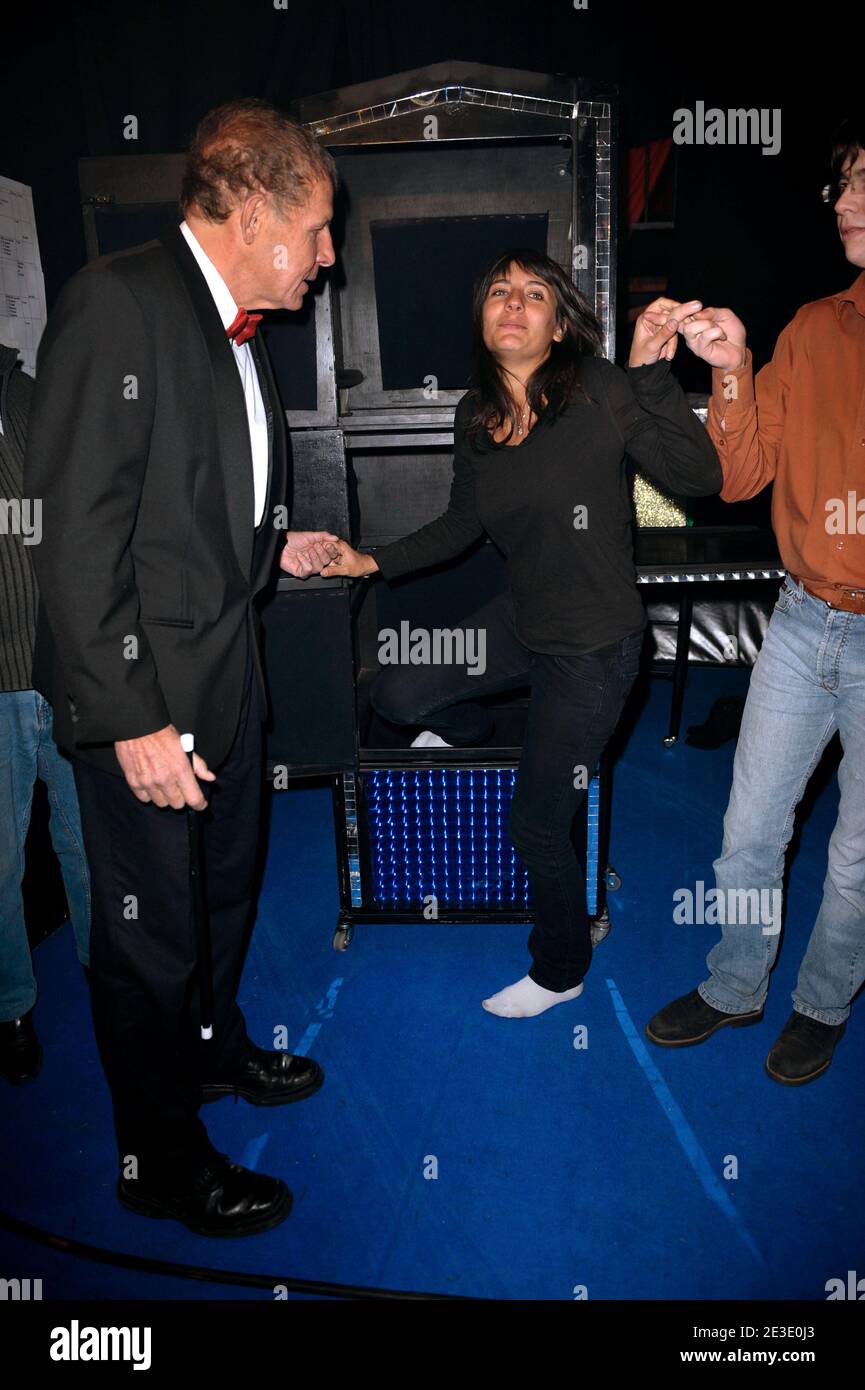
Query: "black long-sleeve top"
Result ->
[[374, 356, 723, 654]]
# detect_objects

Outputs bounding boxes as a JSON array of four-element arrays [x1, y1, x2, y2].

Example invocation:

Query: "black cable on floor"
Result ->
[[0, 1209, 474, 1301]]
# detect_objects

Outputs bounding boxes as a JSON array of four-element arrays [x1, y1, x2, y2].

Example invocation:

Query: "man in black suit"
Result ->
[[25, 99, 339, 1237]]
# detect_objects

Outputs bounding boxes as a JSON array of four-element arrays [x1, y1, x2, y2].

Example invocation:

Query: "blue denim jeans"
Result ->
[[371, 590, 644, 990], [0, 690, 91, 1020], [699, 576, 865, 1026]]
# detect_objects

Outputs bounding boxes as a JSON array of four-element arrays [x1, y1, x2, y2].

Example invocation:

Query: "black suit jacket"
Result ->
[[25, 222, 288, 776]]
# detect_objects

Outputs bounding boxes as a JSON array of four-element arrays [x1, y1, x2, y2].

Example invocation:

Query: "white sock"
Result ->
[[482, 975, 584, 1018], [410, 730, 453, 748]]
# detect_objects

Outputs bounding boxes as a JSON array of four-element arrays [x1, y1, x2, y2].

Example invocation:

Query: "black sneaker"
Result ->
[[765, 1011, 846, 1086], [0, 1010, 42, 1083], [117, 1153, 292, 1237], [646, 988, 764, 1047]]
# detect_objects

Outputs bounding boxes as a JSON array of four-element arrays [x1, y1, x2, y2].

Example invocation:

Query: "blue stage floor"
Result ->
[[2, 665, 861, 1301]]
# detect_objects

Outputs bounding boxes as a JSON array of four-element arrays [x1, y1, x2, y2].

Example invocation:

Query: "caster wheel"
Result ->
[[590, 907, 611, 947], [605, 868, 622, 891], [332, 924, 353, 952], [662, 734, 677, 747]]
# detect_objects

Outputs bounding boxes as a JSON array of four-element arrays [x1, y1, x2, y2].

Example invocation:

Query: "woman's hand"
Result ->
[[629, 297, 704, 367], [319, 541, 379, 579], [680, 306, 748, 371]]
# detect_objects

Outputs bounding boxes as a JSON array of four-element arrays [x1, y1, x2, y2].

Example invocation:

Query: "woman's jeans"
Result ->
[[699, 576, 865, 1026], [371, 590, 644, 991], [0, 689, 91, 1021]]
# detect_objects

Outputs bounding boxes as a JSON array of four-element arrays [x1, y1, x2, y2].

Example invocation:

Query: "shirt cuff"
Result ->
[[627, 357, 672, 380], [627, 357, 675, 399], [710, 347, 754, 420]]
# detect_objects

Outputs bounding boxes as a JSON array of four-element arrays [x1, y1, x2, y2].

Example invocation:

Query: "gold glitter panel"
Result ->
[[633, 473, 687, 527]]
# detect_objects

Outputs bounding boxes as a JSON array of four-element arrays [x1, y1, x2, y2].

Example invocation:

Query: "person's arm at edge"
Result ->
[[24, 267, 171, 746], [705, 318, 794, 503]]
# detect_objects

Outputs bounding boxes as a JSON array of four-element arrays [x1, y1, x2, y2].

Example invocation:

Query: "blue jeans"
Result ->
[[0, 690, 91, 1020], [699, 577, 865, 1026], [371, 591, 644, 990]]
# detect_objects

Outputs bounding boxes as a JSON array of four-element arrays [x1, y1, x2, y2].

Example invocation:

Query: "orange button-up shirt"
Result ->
[[707, 270, 865, 597]]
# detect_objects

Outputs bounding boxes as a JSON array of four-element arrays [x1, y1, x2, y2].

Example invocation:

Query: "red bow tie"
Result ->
[[226, 307, 263, 346]]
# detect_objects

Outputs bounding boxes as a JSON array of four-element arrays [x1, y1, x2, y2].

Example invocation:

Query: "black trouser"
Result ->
[[371, 591, 643, 991], [72, 637, 264, 1187]]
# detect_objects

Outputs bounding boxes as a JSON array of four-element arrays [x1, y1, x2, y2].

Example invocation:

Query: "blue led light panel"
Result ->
[[365, 767, 532, 911]]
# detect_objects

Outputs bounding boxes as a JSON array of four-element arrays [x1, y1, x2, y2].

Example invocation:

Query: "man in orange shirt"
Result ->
[[647, 116, 865, 1084]]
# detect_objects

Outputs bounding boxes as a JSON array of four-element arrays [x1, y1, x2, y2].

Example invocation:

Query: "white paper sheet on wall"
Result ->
[[0, 174, 47, 377]]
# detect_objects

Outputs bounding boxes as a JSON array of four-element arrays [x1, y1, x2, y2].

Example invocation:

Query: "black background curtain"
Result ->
[[0, 0, 858, 376]]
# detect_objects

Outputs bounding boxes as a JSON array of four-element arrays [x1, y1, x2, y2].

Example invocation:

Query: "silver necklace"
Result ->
[[516, 403, 529, 436]]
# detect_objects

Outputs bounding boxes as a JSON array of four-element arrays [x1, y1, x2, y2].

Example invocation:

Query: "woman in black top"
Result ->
[[320, 249, 722, 1017]]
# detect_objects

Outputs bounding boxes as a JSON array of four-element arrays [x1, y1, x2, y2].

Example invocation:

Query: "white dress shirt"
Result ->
[[180, 220, 268, 527]]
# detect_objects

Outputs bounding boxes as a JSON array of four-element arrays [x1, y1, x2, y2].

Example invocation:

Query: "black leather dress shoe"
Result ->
[[646, 988, 764, 1046], [765, 1011, 846, 1086], [201, 1044, 324, 1106], [117, 1153, 292, 1237], [0, 1010, 42, 1083]]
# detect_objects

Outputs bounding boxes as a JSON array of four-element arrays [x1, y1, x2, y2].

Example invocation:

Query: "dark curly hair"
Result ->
[[828, 111, 864, 184]]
